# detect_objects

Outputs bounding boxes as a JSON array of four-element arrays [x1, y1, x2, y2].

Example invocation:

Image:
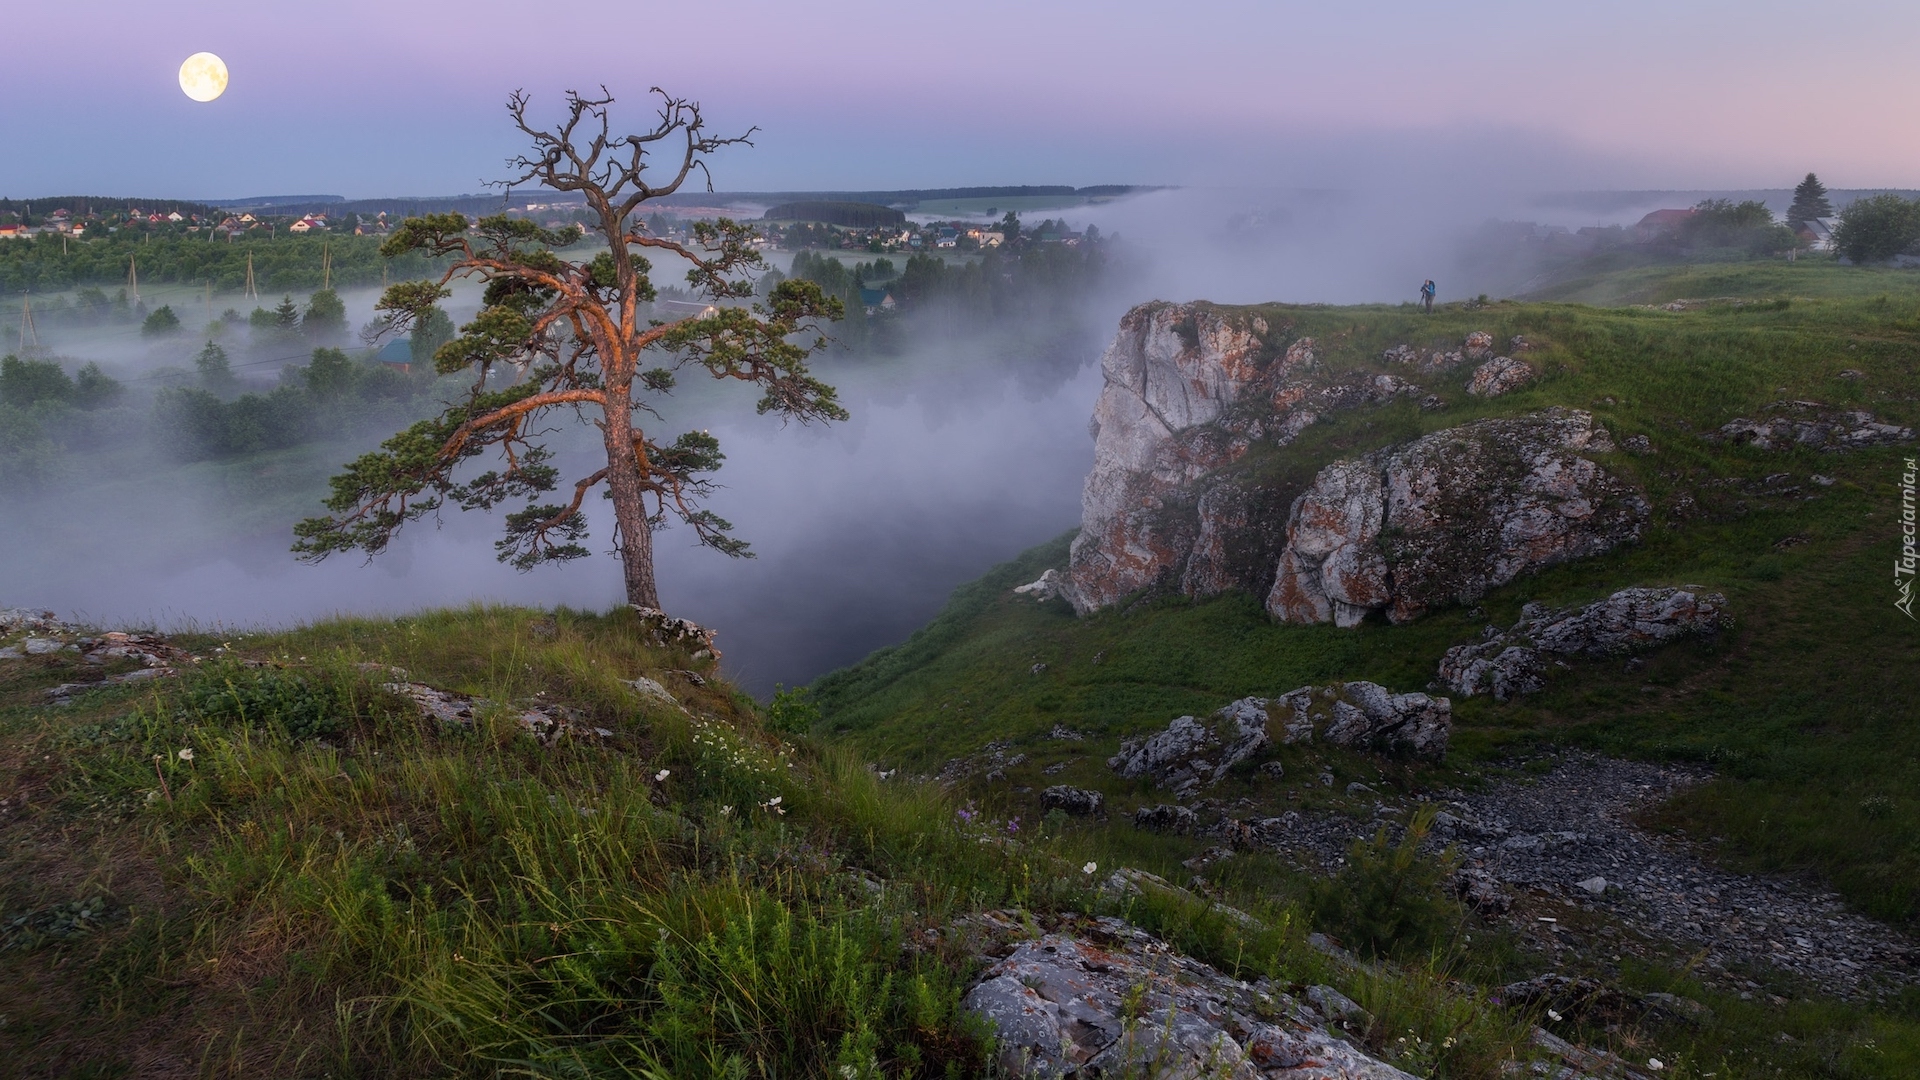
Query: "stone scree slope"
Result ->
[[1268, 408, 1648, 626]]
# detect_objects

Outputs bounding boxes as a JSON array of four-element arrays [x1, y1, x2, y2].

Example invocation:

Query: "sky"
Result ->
[[4, 0, 1919, 199]]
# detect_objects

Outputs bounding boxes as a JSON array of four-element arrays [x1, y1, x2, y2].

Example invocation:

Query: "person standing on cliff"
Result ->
[[1420, 279, 1436, 313]]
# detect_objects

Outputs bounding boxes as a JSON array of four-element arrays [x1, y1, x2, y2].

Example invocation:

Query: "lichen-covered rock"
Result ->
[[1268, 408, 1647, 625], [630, 606, 720, 661], [1013, 569, 1069, 601], [1042, 785, 1106, 816], [961, 915, 1419, 1079], [1274, 682, 1451, 760], [1463, 330, 1495, 359], [1707, 401, 1913, 451], [1465, 356, 1535, 397], [1108, 697, 1272, 797], [1438, 587, 1729, 700]]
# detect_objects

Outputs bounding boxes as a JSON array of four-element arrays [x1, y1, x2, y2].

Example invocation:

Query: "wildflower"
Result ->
[[1547, 1009, 1563, 1022], [177, 747, 195, 762], [1648, 1060, 1664, 1073], [654, 769, 671, 782], [1083, 861, 1098, 875], [720, 805, 735, 817], [1006, 817, 1021, 835]]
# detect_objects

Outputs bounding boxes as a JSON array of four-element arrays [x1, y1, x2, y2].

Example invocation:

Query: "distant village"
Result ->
[[0, 198, 1089, 257]]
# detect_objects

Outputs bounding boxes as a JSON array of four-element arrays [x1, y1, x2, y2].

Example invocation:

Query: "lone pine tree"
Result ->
[[293, 89, 845, 608], [1788, 172, 1834, 224]]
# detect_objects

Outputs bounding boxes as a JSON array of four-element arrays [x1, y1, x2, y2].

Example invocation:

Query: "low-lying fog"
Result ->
[[2, 184, 1654, 694]]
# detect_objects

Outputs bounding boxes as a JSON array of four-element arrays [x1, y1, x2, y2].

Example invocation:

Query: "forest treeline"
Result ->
[[0, 234, 441, 293]]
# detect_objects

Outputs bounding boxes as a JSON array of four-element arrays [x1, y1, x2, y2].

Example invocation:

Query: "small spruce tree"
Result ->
[[1788, 172, 1834, 224]]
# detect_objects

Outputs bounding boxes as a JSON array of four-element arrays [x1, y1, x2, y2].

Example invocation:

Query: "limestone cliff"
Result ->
[[1067, 302, 1417, 613], [1065, 303, 1649, 625]]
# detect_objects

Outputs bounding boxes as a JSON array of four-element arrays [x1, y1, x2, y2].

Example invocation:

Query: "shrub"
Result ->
[[766, 684, 823, 735], [140, 303, 181, 337], [1308, 805, 1464, 961], [174, 662, 354, 742], [1833, 194, 1920, 263]]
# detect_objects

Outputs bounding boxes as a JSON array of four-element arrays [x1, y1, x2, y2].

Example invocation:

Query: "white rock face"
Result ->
[[1069, 303, 1271, 614], [1465, 356, 1535, 397], [1268, 408, 1648, 626]]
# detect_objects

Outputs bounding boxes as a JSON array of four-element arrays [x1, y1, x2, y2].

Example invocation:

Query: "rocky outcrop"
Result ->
[[1268, 408, 1647, 626], [1068, 303, 1275, 613], [631, 606, 720, 662], [1111, 684, 1449, 795], [1108, 697, 1271, 797], [1706, 401, 1912, 451], [1464, 356, 1534, 397], [1438, 587, 1729, 700], [1041, 785, 1106, 816], [960, 913, 1417, 1079], [1274, 682, 1451, 760], [1067, 304, 1432, 615]]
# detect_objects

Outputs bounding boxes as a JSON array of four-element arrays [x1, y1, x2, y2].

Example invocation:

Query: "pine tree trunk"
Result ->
[[601, 390, 660, 609]]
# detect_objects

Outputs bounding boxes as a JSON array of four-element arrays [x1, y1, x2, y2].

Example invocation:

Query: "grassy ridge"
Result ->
[[2, 605, 1557, 1078], [815, 265, 1920, 921]]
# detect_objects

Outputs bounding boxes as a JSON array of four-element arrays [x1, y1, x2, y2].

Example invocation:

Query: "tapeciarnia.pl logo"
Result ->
[[1900, 457, 1918, 619]]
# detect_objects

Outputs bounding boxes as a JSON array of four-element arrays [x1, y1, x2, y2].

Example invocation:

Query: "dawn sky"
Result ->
[[4, 0, 1918, 198]]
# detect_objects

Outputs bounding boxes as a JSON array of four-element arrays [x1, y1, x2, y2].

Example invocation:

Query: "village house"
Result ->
[[1634, 208, 1696, 242]]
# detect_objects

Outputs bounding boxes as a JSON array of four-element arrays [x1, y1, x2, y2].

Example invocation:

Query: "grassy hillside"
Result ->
[[4, 605, 1580, 1078], [809, 263, 1920, 1074]]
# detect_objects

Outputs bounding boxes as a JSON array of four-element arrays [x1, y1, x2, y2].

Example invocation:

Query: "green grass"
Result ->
[[806, 264, 1920, 1074], [815, 276, 1920, 931], [0, 605, 1561, 1078]]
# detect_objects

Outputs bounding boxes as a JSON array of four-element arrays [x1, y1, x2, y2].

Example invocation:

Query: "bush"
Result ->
[[1833, 194, 1920, 263], [1308, 805, 1464, 961], [766, 684, 822, 734], [174, 662, 353, 742], [141, 304, 181, 337]]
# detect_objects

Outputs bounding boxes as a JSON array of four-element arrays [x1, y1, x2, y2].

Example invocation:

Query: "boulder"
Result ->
[[1438, 587, 1729, 700], [1041, 785, 1106, 817], [1134, 804, 1198, 833], [630, 606, 720, 662], [1463, 330, 1495, 359], [1464, 356, 1534, 397], [1707, 401, 1912, 451], [1013, 569, 1069, 601], [1274, 682, 1451, 760], [1108, 697, 1273, 796], [1268, 409, 1647, 626], [961, 915, 1419, 1079]]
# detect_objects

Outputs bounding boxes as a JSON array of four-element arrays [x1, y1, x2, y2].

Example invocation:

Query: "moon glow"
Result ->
[[178, 52, 229, 102]]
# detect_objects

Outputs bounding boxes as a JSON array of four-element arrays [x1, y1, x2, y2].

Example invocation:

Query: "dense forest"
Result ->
[[0, 233, 441, 293]]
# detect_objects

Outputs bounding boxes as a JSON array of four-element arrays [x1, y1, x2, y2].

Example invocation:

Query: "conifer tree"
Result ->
[[1788, 173, 1834, 224], [293, 89, 845, 609]]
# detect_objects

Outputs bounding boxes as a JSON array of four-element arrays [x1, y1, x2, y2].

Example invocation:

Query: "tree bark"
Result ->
[[601, 387, 660, 608]]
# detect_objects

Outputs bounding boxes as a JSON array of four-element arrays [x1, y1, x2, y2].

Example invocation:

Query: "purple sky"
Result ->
[[5, 0, 1919, 198]]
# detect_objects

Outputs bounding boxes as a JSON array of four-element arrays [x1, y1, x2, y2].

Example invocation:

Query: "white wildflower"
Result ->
[[177, 747, 195, 762], [1547, 1009, 1563, 1022], [1648, 1060, 1664, 1073], [1083, 861, 1097, 875], [654, 769, 671, 782]]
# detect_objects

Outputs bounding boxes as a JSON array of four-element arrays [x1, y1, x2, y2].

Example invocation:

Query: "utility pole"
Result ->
[[128, 256, 140, 302], [18, 294, 37, 351], [245, 250, 257, 301], [322, 241, 331, 291]]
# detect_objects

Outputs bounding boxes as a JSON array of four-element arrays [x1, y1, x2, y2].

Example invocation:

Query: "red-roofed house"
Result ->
[[1634, 208, 1696, 242]]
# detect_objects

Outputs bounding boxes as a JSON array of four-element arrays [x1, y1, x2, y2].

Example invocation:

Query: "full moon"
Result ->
[[178, 52, 229, 102]]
